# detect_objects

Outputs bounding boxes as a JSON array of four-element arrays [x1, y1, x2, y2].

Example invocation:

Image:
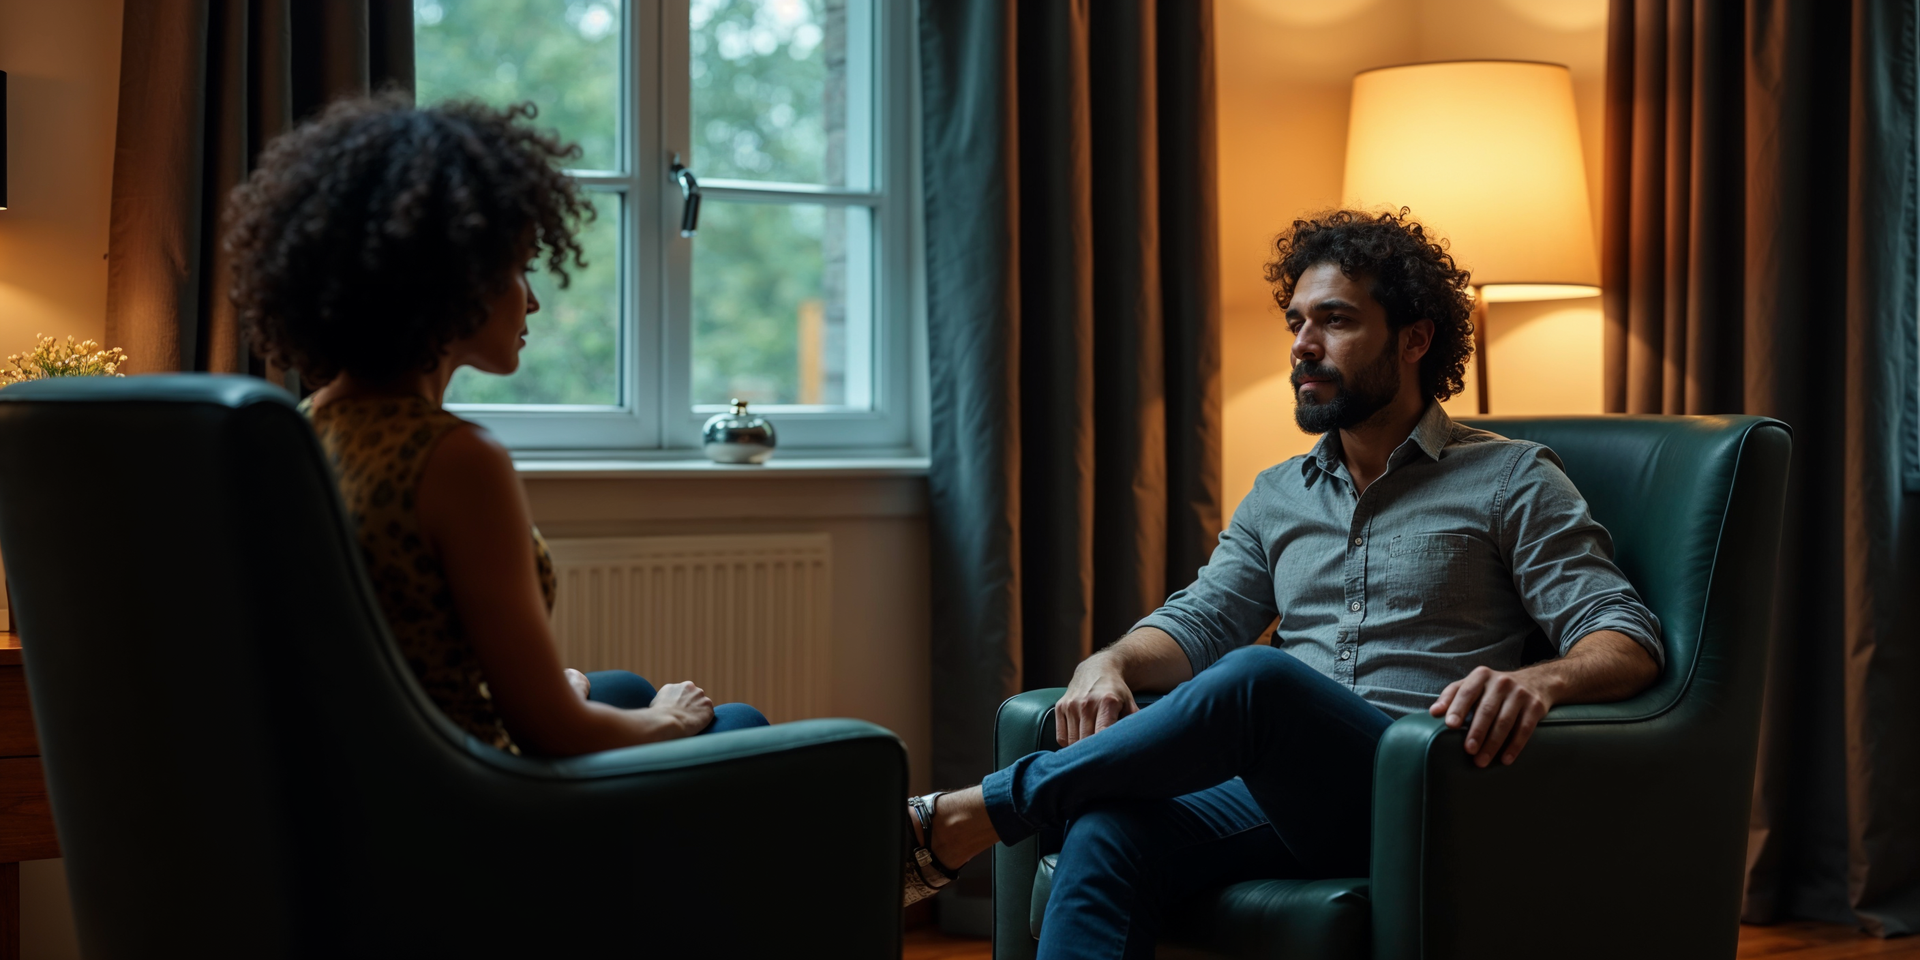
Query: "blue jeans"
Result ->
[[583, 670, 769, 734], [980, 646, 1393, 960]]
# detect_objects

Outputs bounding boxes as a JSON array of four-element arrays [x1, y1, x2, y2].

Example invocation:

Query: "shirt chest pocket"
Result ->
[[1386, 533, 1485, 615]]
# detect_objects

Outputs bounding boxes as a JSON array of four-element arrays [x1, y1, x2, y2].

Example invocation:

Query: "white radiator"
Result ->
[[544, 534, 833, 723]]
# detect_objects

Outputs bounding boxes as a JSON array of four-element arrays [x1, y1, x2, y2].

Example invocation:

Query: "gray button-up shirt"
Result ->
[[1137, 402, 1663, 718]]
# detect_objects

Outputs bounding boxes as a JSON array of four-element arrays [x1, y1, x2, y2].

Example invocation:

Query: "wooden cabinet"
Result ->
[[0, 634, 58, 960]]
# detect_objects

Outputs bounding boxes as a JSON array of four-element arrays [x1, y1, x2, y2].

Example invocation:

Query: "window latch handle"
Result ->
[[670, 153, 701, 237]]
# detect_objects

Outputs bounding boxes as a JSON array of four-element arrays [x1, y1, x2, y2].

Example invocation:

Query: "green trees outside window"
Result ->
[[417, 0, 857, 410]]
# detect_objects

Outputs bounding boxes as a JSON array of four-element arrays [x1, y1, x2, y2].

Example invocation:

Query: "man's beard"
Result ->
[[1292, 333, 1403, 434]]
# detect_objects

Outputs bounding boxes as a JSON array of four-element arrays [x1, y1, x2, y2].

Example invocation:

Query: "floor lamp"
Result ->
[[1341, 60, 1601, 414]]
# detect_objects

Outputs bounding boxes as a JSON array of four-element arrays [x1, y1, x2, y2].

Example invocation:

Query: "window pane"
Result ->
[[414, 0, 621, 171], [692, 201, 866, 406], [690, 0, 848, 185], [447, 195, 622, 405]]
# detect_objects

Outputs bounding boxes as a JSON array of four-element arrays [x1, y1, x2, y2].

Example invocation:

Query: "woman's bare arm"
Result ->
[[415, 424, 712, 756]]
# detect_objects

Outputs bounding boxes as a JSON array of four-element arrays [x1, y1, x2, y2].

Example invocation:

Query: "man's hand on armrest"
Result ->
[[1055, 627, 1194, 747], [1426, 630, 1659, 768]]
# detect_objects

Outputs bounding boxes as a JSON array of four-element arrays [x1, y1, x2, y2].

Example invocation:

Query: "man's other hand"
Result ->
[[1056, 655, 1139, 747], [1428, 666, 1555, 767], [1428, 631, 1657, 768]]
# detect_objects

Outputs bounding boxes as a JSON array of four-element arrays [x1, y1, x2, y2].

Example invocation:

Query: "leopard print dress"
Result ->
[[305, 396, 555, 753]]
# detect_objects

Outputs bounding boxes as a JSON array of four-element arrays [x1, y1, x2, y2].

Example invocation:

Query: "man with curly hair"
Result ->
[[904, 210, 1663, 960]]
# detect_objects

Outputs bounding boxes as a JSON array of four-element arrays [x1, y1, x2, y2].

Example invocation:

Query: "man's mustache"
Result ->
[[1291, 361, 1342, 389]]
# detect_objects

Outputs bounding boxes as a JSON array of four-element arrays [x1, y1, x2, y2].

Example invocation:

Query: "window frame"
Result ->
[[449, 0, 922, 458]]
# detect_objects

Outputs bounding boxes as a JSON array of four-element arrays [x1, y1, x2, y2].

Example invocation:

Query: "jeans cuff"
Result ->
[[981, 760, 1039, 846]]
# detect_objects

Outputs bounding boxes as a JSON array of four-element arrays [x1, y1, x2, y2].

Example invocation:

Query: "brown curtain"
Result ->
[[105, 0, 414, 375], [918, 0, 1223, 793], [1603, 0, 1920, 935]]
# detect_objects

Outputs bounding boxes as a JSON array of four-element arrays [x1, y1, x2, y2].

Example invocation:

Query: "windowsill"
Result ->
[[514, 455, 931, 524], [513, 456, 930, 480]]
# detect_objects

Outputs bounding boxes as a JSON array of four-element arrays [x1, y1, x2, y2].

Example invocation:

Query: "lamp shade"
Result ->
[[1342, 60, 1598, 301]]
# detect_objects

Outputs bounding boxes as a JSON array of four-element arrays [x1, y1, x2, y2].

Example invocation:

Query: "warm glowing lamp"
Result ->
[[1342, 60, 1599, 412]]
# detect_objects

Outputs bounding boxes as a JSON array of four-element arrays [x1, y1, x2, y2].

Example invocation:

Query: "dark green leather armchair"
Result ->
[[0, 376, 907, 958], [994, 415, 1792, 960]]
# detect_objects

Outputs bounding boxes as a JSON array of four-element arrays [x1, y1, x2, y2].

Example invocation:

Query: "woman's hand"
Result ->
[[564, 668, 591, 701], [649, 681, 715, 737]]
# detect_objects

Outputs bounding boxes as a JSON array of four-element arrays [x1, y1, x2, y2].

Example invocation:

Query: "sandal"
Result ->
[[903, 791, 962, 906]]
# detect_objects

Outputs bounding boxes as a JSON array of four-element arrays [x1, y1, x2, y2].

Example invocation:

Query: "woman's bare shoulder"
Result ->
[[429, 418, 513, 469], [417, 420, 527, 531]]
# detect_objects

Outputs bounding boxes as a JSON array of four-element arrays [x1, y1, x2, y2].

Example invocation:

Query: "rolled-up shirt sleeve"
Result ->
[[1133, 476, 1280, 676], [1500, 445, 1665, 667]]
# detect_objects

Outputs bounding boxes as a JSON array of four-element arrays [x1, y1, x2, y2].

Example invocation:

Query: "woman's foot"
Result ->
[[902, 786, 1002, 906]]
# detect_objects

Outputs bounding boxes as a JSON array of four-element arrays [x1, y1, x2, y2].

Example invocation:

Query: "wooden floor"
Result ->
[[901, 929, 990, 960], [903, 922, 1920, 959], [1740, 922, 1920, 959]]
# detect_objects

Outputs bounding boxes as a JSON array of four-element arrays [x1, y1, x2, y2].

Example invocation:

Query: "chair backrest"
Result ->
[[1462, 415, 1791, 731], [0, 376, 499, 950], [1358, 416, 1793, 960]]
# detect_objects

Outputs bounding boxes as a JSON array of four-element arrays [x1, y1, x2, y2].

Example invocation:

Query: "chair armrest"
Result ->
[[996, 688, 1069, 767], [503, 717, 903, 780], [436, 719, 908, 958], [989, 687, 1167, 768], [473, 719, 906, 851], [1370, 709, 1750, 960], [993, 688, 1067, 960]]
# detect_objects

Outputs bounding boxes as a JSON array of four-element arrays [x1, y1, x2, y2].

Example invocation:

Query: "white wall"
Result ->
[[1216, 0, 1611, 514]]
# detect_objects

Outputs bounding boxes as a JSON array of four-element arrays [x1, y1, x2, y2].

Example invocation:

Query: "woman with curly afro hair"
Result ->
[[226, 95, 765, 756]]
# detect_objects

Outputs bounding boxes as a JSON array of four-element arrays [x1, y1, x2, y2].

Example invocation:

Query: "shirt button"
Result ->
[[1348, 600, 1363, 612], [1353, 537, 1364, 546], [1339, 650, 1352, 661]]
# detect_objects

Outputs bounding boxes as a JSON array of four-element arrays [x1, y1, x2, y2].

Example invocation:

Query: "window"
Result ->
[[413, 0, 918, 454]]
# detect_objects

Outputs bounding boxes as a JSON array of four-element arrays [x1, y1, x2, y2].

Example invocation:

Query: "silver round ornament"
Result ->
[[701, 399, 777, 464]]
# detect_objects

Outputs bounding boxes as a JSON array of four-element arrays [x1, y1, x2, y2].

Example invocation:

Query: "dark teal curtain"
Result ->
[[918, 0, 1223, 792], [1602, 0, 1920, 935], [106, 0, 414, 376]]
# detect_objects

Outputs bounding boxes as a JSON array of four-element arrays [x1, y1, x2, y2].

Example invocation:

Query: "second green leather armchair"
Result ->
[[995, 415, 1792, 960]]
